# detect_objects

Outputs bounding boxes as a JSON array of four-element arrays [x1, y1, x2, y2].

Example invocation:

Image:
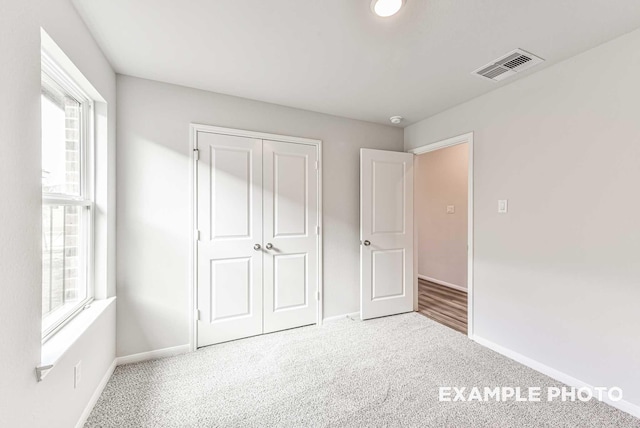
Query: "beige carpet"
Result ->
[[86, 313, 639, 427]]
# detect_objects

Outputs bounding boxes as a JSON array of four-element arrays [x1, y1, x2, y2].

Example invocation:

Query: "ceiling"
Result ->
[[72, 0, 640, 126]]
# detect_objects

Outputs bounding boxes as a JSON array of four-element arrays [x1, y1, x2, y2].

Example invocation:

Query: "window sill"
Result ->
[[38, 297, 116, 381]]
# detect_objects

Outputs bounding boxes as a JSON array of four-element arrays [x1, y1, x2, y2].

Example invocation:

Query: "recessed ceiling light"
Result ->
[[371, 0, 406, 17]]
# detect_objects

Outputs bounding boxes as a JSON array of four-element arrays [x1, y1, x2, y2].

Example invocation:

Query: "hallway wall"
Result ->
[[416, 144, 468, 288]]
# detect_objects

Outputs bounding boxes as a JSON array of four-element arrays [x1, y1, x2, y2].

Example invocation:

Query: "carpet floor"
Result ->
[[86, 313, 639, 427]]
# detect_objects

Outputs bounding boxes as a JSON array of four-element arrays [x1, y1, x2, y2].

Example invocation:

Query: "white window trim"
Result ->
[[41, 50, 96, 342]]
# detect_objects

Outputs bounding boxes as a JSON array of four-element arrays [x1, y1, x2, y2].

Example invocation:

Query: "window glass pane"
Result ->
[[41, 75, 82, 196], [41, 205, 87, 322]]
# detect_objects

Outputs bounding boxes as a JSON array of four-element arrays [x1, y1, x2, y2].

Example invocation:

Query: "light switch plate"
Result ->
[[74, 361, 82, 388], [498, 200, 508, 213], [446, 205, 455, 214]]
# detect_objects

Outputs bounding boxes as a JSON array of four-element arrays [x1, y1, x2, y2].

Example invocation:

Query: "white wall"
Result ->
[[0, 1, 117, 427], [116, 75, 403, 357], [416, 144, 468, 288], [405, 29, 640, 408]]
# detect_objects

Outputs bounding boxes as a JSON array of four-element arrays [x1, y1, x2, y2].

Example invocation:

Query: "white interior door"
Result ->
[[360, 148, 414, 320], [197, 132, 263, 346], [263, 140, 318, 333]]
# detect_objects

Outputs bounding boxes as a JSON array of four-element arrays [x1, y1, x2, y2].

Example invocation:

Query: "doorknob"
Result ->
[[265, 243, 274, 250], [253, 244, 261, 251], [363, 240, 371, 246]]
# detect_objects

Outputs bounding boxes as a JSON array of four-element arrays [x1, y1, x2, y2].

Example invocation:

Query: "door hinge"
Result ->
[[316, 291, 320, 301], [196, 309, 201, 321], [316, 225, 320, 235], [315, 160, 319, 170], [195, 230, 201, 241], [193, 148, 200, 161]]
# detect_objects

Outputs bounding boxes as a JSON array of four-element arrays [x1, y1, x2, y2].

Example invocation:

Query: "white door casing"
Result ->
[[196, 132, 264, 346], [360, 149, 414, 320], [263, 140, 318, 333]]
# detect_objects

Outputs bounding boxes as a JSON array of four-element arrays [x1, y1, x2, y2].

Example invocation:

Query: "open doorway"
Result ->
[[410, 133, 473, 336]]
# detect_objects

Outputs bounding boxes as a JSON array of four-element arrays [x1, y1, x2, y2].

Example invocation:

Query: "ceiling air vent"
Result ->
[[473, 49, 544, 82]]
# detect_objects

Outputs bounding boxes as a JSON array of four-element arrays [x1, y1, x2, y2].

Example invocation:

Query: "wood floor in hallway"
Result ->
[[417, 278, 467, 334]]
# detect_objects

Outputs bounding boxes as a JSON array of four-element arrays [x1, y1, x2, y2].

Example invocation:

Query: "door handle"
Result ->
[[253, 244, 262, 251], [363, 240, 371, 246], [265, 243, 274, 250]]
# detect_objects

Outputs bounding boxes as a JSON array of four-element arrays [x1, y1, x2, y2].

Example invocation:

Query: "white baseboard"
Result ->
[[473, 335, 640, 419], [418, 274, 467, 293], [322, 312, 360, 323], [116, 344, 191, 366], [75, 358, 116, 428]]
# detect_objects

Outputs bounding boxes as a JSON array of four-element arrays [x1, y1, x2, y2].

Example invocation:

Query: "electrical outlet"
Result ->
[[446, 205, 455, 214], [74, 361, 82, 388], [498, 200, 508, 214]]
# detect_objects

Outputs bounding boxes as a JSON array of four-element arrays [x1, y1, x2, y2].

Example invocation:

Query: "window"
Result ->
[[41, 52, 94, 340]]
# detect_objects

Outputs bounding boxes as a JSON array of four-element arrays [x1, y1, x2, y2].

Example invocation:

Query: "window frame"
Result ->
[[41, 51, 95, 342]]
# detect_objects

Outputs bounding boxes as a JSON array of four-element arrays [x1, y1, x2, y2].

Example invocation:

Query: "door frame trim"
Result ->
[[408, 132, 474, 339], [189, 123, 323, 351]]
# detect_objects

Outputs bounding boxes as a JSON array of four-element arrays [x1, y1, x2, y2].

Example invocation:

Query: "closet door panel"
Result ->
[[196, 132, 263, 347], [263, 140, 318, 333]]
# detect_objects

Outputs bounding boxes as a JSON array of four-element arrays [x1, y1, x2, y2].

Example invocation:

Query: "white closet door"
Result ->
[[263, 140, 318, 333], [360, 148, 414, 320], [196, 132, 263, 347]]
